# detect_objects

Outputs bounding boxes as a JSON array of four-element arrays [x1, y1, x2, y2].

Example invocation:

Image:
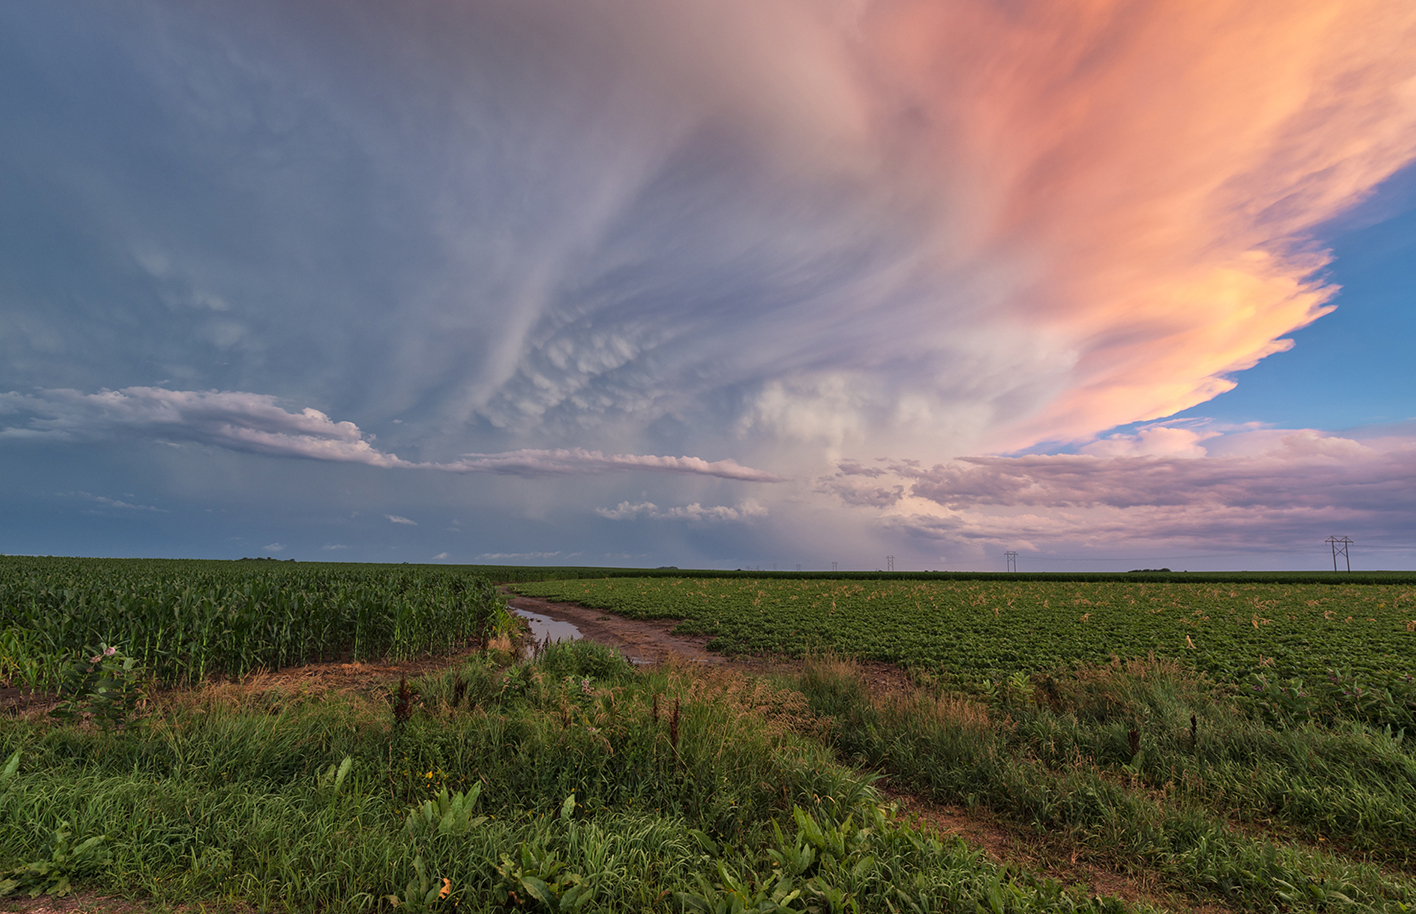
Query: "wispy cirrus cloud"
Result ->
[[0, 387, 782, 482], [386, 515, 417, 526]]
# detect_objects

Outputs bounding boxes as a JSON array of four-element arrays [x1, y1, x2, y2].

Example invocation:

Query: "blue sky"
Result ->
[[1172, 170, 1416, 433], [3, 1, 1415, 571]]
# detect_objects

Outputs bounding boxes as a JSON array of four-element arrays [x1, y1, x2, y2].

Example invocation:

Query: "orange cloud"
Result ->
[[862, 0, 1416, 447]]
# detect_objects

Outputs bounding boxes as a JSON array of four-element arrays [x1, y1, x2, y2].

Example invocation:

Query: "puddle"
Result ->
[[513, 608, 582, 646]]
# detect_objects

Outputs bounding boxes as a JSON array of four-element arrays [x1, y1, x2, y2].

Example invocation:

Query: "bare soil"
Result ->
[[508, 593, 725, 666]]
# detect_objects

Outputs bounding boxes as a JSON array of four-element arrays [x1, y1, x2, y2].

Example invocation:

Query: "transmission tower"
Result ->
[[1005, 551, 1018, 573], [886, 555, 895, 572], [1326, 536, 1354, 572], [831, 561, 838, 573]]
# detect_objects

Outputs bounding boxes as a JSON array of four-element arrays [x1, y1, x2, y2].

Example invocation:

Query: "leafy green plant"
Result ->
[[317, 755, 354, 799], [383, 855, 455, 911], [50, 643, 147, 731], [404, 784, 486, 838], [676, 860, 808, 914], [0, 820, 111, 898], [0, 627, 46, 692], [0, 557, 507, 685]]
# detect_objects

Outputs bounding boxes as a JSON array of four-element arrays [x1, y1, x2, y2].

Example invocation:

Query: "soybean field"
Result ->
[[515, 575, 1416, 728]]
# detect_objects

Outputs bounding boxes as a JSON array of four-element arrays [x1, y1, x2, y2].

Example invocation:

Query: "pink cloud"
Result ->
[[822, 426, 1416, 551], [858, 0, 1416, 447]]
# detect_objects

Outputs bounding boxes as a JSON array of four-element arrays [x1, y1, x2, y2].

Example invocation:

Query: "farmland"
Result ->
[[513, 576, 1416, 728], [4, 557, 1416, 913], [0, 556, 1153, 914], [0, 556, 503, 689]]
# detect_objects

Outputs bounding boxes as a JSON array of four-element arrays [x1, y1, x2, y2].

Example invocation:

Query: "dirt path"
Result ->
[[506, 592, 729, 665]]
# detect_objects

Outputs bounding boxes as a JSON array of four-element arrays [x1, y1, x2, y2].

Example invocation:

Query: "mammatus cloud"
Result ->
[[820, 427, 1416, 552], [597, 500, 768, 523], [7, 1, 1405, 469], [4, 3, 1416, 568], [390, 0, 1416, 455], [0, 388, 782, 482]]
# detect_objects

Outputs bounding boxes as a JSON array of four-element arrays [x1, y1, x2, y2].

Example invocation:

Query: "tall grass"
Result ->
[[1, 642, 1148, 913], [795, 655, 1416, 912]]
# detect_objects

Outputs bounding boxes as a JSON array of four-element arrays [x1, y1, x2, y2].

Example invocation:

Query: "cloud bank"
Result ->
[[821, 426, 1416, 554], [597, 500, 769, 523], [0, 387, 781, 482]]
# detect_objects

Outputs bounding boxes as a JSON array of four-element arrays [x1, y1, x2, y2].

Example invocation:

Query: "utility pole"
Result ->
[[1005, 551, 1018, 573], [886, 555, 895, 572], [1326, 536, 1353, 572]]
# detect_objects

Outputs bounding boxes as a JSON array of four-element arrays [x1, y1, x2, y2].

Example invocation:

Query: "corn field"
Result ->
[[0, 556, 504, 687]]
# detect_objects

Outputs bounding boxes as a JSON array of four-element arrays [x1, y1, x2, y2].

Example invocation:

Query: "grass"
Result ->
[[0, 641, 1149, 913], [792, 654, 1416, 912]]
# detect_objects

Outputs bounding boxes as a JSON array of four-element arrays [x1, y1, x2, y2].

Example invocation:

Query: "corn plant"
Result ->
[[0, 557, 509, 686], [0, 628, 45, 693]]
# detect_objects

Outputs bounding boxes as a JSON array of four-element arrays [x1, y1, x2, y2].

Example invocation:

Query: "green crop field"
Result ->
[[514, 576, 1416, 728], [0, 556, 504, 688], [6, 558, 1416, 912]]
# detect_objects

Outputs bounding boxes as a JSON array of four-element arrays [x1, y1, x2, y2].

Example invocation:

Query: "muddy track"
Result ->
[[506, 592, 727, 666]]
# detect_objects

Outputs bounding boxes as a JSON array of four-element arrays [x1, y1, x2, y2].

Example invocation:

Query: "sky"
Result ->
[[2, 0, 1415, 572]]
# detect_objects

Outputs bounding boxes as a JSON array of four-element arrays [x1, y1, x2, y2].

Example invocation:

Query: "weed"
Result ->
[[50, 644, 147, 731], [0, 820, 111, 899]]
